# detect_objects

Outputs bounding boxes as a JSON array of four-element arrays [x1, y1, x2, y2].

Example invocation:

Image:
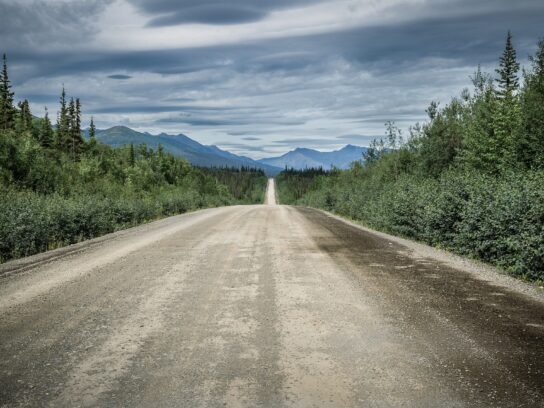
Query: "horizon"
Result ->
[[2, 0, 544, 158], [93, 124, 365, 159]]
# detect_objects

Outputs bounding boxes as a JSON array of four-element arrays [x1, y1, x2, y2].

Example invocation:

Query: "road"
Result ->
[[1, 179, 544, 407]]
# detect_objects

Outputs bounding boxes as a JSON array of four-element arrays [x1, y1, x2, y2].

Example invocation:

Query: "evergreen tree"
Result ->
[[492, 31, 522, 170], [75, 98, 81, 136], [72, 98, 83, 156], [0, 54, 15, 131], [17, 99, 33, 133], [496, 31, 520, 97], [39, 107, 54, 148], [68, 97, 77, 158], [518, 39, 544, 169], [56, 87, 69, 149], [88, 116, 97, 148], [460, 68, 499, 172]]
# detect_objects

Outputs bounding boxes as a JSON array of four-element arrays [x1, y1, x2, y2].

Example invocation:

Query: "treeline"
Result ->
[[277, 33, 544, 281], [198, 167, 268, 203], [0, 55, 266, 262]]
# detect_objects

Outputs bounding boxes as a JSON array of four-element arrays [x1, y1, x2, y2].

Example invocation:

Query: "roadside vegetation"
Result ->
[[0, 55, 267, 263], [277, 33, 544, 281]]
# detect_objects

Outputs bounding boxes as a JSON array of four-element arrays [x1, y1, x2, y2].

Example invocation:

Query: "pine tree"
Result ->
[[75, 98, 81, 136], [493, 31, 522, 170], [17, 99, 33, 133], [460, 68, 499, 172], [39, 107, 54, 148], [0, 54, 15, 131], [57, 87, 69, 149], [518, 39, 544, 168], [68, 97, 76, 158], [88, 116, 97, 148], [496, 31, 520, 97], [73, 98, 83, 154]]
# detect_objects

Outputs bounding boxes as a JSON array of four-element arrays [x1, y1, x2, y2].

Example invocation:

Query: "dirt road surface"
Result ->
[[1, 179, 543, 407]]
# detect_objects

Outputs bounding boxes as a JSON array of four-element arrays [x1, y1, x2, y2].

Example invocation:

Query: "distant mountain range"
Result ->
[[93, 126, 282, 175], [92, 126, 367, 174], [258, 145, 368, 170]]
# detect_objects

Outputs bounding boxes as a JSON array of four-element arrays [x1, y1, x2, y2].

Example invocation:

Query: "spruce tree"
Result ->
[[493, 31, 522, 170], [496, 31, 520, 97], [460, 68, 498, 172], [68, 97, 76, 158], [88, 116, 97, 148], [57, 87, 69, 149], [518, 39, 544, 168], [73, 98, 83, 154], [17, 99, 33, 133], [0, 54, 15, 131], [39, 107, 54, 148]]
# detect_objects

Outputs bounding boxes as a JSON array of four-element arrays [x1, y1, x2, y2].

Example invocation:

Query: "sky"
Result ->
[[1, 0, 543, 158]]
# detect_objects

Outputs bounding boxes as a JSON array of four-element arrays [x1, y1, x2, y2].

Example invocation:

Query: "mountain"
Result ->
[[93, 126, 282, 175], [258, 145, 368, 170]]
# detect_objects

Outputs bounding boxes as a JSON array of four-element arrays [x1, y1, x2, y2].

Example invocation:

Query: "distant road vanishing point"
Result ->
[[1, 179, 543, 407]]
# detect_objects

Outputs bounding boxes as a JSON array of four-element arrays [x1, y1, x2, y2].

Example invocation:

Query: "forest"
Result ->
[[0, 55, 267, 263], [277, 33, 544, 281]]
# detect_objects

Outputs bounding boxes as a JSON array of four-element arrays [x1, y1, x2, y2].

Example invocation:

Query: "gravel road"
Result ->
[[1, 179, 543, 407]]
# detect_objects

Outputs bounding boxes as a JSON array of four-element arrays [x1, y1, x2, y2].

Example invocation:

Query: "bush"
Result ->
[[278, 168, 544, 281]]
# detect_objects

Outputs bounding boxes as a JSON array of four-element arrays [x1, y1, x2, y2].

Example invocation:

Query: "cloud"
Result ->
[[272, 138, 342, 146], [0, 0, 112, 50], [108, 74, 132, 79], [147, 5, 266, 26], [213, 142, 270, 152], [3, 0, 544, 159], [156, 117, 249, 127], [336, 134, 383, 144], [128, 0, 325, 26]]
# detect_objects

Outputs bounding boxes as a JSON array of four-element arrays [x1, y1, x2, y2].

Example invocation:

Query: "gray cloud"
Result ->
[[0, 0, 112, 49], [336, 134, 383, 144], [90, 104, 247, 114], [128, 0, 324, 26], [3, 0, 544, 158], [214, 142, 270, 152], [272, 138, 348, 147], [156, 117, 249, 127], [108, 74, 132, 80]]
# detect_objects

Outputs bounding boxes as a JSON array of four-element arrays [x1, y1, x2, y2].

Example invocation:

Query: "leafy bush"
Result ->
[[0, 129, 266, 263], [278, 169, 544, 281]]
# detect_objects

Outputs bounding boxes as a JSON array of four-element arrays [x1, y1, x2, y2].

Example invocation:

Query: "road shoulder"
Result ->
[[310, 207, 544, 303]]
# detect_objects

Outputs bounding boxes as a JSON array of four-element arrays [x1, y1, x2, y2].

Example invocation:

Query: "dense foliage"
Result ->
[[198, 167, 268, 204], [277, 34, 544, 281], [0, 55, 266, 262]]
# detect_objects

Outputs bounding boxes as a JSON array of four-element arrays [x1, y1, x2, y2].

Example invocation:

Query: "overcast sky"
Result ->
[[1, 0, 543, 158]]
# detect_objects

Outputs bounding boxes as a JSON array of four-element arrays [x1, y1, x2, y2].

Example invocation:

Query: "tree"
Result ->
[[68, 97, 76, 157], [56, 87, 69, 149], [129, 143, 135, 166], [363, 138, 385, 164], [496, 31, 520, 98], [72, 98, 83, 156], [0, 54, 15, 131], [39, 107, 54, 148], [518, 39, 544, 169], [418, 99, 465, 176], [460, 68, 498, 172], [17, 99, 33, 133], [66, 97, 83, 159], [493, 31, 522, 170], [88, 116, 97, 148]]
